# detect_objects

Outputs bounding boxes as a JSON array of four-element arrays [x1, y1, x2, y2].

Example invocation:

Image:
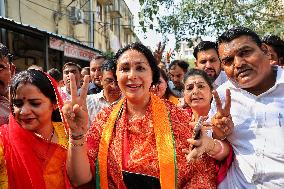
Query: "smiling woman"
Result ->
[[64, 42, 218, 189], [0, 69, 71, 189], [116, 49, 154, 108]]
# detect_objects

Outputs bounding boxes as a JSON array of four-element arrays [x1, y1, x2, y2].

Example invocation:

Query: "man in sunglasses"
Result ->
[[0, 43, 15, 125]]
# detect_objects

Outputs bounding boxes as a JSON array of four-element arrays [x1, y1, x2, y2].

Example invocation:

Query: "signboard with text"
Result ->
[[49, 37, 98, 61]]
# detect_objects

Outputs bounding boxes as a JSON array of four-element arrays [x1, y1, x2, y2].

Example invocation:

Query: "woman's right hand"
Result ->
[[62, 74, 89, 136], [211, 89, 234, 140], [63, 74, 93, 187]]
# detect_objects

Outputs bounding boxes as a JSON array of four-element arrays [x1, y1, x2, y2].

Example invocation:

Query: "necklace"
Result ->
[[49, 128, 55, 142], [33, 127, 55, 163], [34, 127, 55, 143]]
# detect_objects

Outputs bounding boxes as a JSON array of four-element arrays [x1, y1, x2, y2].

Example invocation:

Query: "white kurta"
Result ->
[[209, 67, 284, 189]]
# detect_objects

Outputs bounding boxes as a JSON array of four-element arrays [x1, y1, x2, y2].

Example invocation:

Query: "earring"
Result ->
[[53, 104, 58, 110]]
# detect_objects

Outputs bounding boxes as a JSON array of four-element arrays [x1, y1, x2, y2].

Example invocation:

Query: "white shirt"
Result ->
[[214, 71, 227, 89], [86, 91, 110, 127], [209, 67, 284, 189], [168, 81, 183, 98], [60, 86, 80, 102]]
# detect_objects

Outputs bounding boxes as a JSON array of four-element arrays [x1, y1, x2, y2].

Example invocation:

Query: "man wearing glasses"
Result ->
[[87, 59, 121, 127]]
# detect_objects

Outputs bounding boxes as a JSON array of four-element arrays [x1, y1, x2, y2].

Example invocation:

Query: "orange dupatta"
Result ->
[[96, 94, 177, 189]]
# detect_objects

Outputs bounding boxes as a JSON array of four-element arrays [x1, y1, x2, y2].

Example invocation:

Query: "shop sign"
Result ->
[[64, 42, 97, 61], [49, 37, 64, 51], [49, 37, 98, 61]]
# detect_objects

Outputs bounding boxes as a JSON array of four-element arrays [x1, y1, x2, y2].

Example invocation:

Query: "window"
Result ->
[[96, 2, 103, 21], [124, 33, 129, 44], [110, 18, 114, 31]]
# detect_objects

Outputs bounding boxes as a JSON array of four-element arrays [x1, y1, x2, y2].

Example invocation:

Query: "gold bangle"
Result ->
[[70, 133, 86, 140], [69, 140, 85, 147], [209, 139, 225, 159]]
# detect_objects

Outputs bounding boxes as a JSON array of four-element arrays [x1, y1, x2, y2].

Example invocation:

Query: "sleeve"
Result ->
[[167, 103, 217, 189], [183, 155, 217, 189], [86, 106, 113, 173], [216, 144, 234, 185]]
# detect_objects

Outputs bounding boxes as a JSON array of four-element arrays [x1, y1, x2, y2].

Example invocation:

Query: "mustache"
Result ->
[[236, 65, 252, 76], [204, 68, 216, 72]]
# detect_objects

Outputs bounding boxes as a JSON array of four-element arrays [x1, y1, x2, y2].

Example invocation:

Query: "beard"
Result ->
[[204, 68, 218, 81]]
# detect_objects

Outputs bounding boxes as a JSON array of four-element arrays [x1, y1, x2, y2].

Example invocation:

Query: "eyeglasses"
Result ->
[[103, 78, 117, 85]]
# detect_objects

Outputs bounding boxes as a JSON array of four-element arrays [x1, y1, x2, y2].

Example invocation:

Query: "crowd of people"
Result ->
[[0, 26, 283, 189]]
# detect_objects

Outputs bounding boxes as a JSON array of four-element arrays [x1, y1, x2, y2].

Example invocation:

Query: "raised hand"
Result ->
[[211, 89, 234, 139], [62, 74, 89, 136], [166, 48, 173, 64], [154, 42, 166, 64]]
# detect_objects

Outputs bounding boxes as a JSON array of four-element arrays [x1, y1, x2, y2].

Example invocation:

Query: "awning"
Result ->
[[0, 16, 101, 61]]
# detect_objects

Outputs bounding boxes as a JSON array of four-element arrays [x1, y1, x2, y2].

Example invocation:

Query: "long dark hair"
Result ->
[[158, 68, 174, 99]]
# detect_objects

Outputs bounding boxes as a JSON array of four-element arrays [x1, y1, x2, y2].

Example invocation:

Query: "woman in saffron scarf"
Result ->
[[0, 69, 71, 189], [64, 43, 231, 189]]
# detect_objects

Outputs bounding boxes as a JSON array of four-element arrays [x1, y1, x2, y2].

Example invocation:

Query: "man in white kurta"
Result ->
[[211, 67, 284, 188], [209, 27, 284, 189]]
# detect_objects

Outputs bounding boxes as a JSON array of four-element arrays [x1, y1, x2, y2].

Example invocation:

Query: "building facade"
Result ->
[[0, 0, 139, 71]]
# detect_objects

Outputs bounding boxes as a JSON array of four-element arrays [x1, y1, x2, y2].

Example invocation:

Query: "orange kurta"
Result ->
[[87, 98, 217, 188]]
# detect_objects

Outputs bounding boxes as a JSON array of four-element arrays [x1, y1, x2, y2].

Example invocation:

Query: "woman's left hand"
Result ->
[[183, 124, 214, 162]]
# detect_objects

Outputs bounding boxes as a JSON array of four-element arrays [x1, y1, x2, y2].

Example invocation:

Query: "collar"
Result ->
[[99, 90, 123, 105], [89, 82, 102, 89], [275, 66, 284, 85], [96, 90, 107, 102]]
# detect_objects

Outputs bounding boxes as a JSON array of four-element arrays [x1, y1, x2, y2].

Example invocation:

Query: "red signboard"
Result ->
[[49, 37, 98, 61], [49, 37, 64, 51]]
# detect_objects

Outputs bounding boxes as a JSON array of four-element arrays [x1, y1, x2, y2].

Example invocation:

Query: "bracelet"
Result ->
[[219, 136, 227, 141], [69, 140, 86, 147], [212, 132, 226, 141], [70, 133, 86, 140], [208, 139, 224, 159]]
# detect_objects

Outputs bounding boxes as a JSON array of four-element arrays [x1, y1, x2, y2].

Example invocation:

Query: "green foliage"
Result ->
[[101, 50, 115, 60], [187, 58, 195, 69], [138, 0, 284, 50]]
